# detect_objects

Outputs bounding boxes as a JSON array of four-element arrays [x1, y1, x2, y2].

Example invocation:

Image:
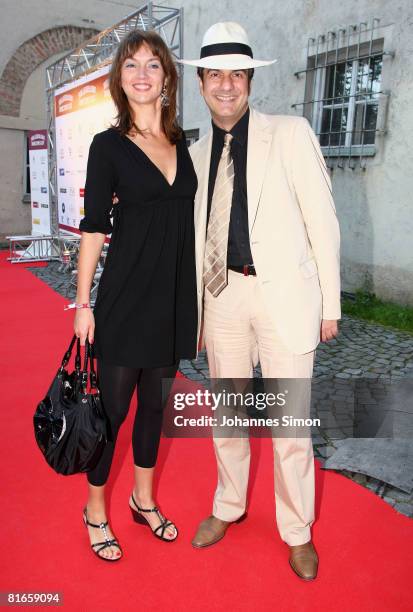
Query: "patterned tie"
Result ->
[[203, 133, 234, 297]]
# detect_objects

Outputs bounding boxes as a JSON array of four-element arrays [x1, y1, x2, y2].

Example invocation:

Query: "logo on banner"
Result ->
[[79, 188, 85, 198], [30, 133, 47, 148], [60, 188, 67, 194], [59, 168, 65, 176], [41, 203, 49, 209], [62, 203, 65, 213], [79, 84, 97, 107], [58, 94, 74, 113], [33, 218, 40, 225], [41, 187, 47, 194], [33, 202, 39, 208]]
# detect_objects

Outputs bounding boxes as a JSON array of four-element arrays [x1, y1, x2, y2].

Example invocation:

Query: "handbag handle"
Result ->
[[88, 342, 98, 391], [60, 335, 82, 371], [60, 335, 77, 369], [60, 336, 99, 392], [81, 339, 99, 393]]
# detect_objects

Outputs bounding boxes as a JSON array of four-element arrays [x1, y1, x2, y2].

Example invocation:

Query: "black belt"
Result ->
[[228, 264, 256, 276]]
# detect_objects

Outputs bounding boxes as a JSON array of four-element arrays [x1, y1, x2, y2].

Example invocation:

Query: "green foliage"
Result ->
[[342, 291, 413, 333]]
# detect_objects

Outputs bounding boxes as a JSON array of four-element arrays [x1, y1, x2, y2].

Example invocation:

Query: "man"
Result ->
[[179, 22, 340, 580]]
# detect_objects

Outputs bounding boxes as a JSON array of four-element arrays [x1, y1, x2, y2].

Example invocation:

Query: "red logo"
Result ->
[[33, 202, 39, 208], [79, 188, 85, 197]]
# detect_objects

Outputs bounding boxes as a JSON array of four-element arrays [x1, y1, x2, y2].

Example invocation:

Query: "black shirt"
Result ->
[[207, 107, 253, 267]]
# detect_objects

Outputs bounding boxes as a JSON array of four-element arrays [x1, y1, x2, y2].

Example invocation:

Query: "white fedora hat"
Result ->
[[177, 22, 277, 70]]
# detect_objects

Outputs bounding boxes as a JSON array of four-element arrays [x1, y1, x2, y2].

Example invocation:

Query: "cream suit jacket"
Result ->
[[189, 108, 341, 355]]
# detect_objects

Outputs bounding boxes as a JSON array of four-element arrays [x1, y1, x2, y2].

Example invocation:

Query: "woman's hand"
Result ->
[[74, 308, 95, 346]]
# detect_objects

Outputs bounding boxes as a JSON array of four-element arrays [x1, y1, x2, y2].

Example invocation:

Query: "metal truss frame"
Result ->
[[6, 234, 58, 263]]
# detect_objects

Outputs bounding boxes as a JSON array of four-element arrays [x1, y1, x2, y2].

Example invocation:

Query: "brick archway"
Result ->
[[0, 25, 99, 117]]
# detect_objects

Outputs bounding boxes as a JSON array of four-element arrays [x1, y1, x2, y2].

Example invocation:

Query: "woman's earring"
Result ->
[[160, 85, 170, 107]]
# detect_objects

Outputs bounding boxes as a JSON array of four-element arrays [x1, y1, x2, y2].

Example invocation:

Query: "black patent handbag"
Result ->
[[33, 335, 108, 475]]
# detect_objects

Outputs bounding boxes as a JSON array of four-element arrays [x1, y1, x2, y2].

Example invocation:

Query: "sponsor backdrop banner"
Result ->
[[28, 130, 51, 235], [54, 65, 117, 234]]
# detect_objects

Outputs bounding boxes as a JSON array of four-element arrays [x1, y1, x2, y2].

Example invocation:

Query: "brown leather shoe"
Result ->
[[192, 515, 245, 548], [288, 541, 318, 580]]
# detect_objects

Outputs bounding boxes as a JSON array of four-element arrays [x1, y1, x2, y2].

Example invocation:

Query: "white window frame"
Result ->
[[313, 56, 381, 156]]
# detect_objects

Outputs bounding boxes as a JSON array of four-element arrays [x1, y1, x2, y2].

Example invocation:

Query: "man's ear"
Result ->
[[197, 76, 204, 96]]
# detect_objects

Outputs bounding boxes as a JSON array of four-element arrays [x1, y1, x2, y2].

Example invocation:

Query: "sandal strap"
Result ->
[[83, 508, 109, 530], [131, 493, 159, 514], [91, 538, 119, 549], [154, 521, 175, 540], [86, 518, 109, 529], [131, 493, 176, 540], [92, 540, 121, 554]]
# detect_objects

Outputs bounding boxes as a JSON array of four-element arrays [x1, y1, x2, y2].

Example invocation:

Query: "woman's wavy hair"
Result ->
[[109, 30, 182, 143]]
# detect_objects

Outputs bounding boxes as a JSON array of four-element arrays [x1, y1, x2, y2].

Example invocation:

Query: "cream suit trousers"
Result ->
[[204, 269, 315, 546]]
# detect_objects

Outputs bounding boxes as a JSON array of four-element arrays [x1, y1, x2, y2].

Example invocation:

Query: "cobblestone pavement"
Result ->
[[28, 261, 413, 518]]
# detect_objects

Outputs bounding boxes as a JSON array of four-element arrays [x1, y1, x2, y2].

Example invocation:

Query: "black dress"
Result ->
[[79, 127, 198, 368]]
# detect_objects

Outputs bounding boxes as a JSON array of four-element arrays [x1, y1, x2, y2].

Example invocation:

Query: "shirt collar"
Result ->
[[212, 106, 250, 146]]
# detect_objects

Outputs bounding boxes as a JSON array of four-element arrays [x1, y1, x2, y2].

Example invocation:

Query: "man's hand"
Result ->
[[320, 319, 338, 342]]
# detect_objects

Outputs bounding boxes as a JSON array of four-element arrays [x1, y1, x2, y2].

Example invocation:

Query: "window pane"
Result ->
[[364, 104, 378, 144], [320, 107, 348, 146], [352, 103, 378, 145], [325, 61, 352, 104], [356, 55, 382, 102]]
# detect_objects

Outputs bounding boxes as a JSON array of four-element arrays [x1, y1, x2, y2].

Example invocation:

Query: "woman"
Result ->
[[74, 30, 198, 561]]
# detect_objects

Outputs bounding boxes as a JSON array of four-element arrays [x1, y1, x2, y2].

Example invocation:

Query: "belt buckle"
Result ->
[[243, 264, 249, 276]]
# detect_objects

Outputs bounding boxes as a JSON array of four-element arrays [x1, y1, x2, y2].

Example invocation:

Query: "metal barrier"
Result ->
[[6, 234, 59, 263], [6, 233, 107, 301]]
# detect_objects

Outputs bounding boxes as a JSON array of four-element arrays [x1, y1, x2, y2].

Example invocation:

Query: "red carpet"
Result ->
[[1, 249, 412, 611]]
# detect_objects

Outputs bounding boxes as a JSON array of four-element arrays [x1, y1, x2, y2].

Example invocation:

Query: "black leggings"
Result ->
[[87, 359, 179, 487]]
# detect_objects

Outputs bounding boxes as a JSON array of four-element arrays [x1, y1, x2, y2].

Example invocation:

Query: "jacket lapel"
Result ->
[[192, 130, 213, 293], [247, 109, 272, 235], [193, 129, 213, 243]]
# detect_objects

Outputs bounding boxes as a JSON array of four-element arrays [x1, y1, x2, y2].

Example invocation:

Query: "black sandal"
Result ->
[[129, 493, 178, 542], [83, 508, 123, 562]]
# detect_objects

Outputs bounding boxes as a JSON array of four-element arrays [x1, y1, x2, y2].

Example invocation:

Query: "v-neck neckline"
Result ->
[[123, 133, 179, 188]]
